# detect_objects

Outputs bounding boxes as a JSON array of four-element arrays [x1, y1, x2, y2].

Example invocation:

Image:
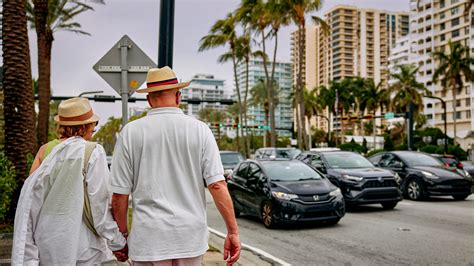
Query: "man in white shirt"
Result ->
[[110, 66, 240, 265]]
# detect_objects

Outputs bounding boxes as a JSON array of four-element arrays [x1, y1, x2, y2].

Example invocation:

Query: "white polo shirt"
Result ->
[[110, 107, 224, 261]]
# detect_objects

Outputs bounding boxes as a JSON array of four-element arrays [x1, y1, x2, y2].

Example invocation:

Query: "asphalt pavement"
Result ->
[[206, 190, 474, 265]]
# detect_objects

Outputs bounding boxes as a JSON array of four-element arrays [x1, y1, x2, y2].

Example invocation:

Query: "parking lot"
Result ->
[[207, 192, 474, 265]]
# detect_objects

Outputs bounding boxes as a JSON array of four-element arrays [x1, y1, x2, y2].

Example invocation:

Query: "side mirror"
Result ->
[[313, 163, 326, 173], [393, 161, 404, 169]]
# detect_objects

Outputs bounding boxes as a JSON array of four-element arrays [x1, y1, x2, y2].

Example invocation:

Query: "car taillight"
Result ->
[[444, 163, 450, 167], [458, 163, 463, 168]]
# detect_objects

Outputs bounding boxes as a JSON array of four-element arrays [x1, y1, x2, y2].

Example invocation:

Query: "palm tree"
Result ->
[[26, 0, 103, 146], [226, 103, 242, 153], [304, 88, 322, 148], [432, 40, 474, 144], [287, 0, 329, 149], [250, 80, 280, 145], [361, 79, 385, 149], [2, 0, 37, 220], [317, 84, 336, 144], [200, 13, 246, 147], [390, 65, 427, 116]]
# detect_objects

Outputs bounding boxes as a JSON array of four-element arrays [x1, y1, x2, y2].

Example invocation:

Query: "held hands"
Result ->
[[113, 243, 129, 262], [223, 233, 241, 266]]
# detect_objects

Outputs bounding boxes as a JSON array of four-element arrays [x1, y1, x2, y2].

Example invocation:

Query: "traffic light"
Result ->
[[340, 116, 349, 121], [350, 115, 359, 122], [362, 114, 374, 120]]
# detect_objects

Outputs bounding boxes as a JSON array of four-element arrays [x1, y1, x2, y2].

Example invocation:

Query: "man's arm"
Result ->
[[208, 180, 241, 266], [111, 193, 129, 235]]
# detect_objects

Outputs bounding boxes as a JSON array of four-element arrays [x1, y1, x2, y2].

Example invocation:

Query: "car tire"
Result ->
[[452, 194, 469, 200], [261, 201, 276, 229], [406, 178, 424, 201], [381, 201, 398, 209]]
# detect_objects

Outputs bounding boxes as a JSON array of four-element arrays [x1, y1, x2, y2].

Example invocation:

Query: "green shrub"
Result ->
[[420, 145, 438, 154], [338, 139, 364, 154], [366, 149, 384, 158], [0, 152, 17, 223]]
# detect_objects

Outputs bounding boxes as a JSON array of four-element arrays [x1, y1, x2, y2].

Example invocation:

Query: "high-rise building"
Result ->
[[235, 59, 293, 137], [388, 35, 412, 86], [181, 74, 230, 117], [291, 5, 409, 134], [409, 0, 473, 140]]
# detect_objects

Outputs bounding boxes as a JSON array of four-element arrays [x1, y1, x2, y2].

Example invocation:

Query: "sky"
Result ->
[[23, 0, 411, 125]]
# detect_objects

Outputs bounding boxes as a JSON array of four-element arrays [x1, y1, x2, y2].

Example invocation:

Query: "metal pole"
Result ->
[[373, 117, 376, 149], [408, 102, 414, 151], [120, 43, 129, 125], [158, 0, 175, 68]]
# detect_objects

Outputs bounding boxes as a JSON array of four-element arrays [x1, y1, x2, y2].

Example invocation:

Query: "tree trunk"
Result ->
[[296, 25, 305, 149], [452, 78, 457, 145], [34, 0, 51, 146], [231, 51, 243, 153], [269, 31, 279, 147], [260, 28, 273, 147], [244, 58, 250, 157], [3, 0, 37, 220]]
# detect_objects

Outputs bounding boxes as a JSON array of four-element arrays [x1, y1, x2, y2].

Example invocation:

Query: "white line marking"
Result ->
[[399, 202, 413, 206], [208, 227, 291, 266]]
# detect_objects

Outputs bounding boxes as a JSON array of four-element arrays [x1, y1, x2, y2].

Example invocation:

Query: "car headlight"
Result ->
[[329, 188, 341, 197], [271, 191, 298, 201], [421, 171, 439, 179], [342, 174, 363, 182]]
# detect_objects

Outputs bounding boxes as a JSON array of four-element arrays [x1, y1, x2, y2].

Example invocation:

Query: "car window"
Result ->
[[369, 154, 382, 164], [220, 153, 244, 165], [379, 154, 403, 168], [255, 150, 262, 159], [310, 154, 324, 167], [235, 163, 249, 177], [324, 152, 374, 169], [247, 163, 262, 180], [264, 149, 273, 158], [261, 161, 323, 181]]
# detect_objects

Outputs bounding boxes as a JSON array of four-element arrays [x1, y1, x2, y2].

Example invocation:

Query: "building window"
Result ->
[[452, 29, 460, 38], [451, 7, 459, 16], [440, 12, 446, 19], [467, 87, 471, 94], [440, 34, 446, 41], [427, 103, 433, 108], [427, 114, 433, 119], [466, 98, 471, 107], [467, 110, 471, 119], [451, 0, 459, 4], [454, 111, 462, 120], [451, 17, 460, 27], [456, 99, 461, 107], [442, 90, 447, 97]]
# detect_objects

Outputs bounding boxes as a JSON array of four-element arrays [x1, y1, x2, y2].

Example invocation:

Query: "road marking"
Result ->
[[208, 227, 291, 266], [399, 202, 413, 206]]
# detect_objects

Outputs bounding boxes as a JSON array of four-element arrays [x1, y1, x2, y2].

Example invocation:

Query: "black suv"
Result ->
[[368, 151, 472, 201], [296, 151, 402, 209], [254, 147, 301, 160]]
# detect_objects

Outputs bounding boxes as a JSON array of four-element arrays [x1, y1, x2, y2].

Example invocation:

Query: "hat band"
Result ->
[[147, 78, 178, 88], [59, 109, 94, 122]]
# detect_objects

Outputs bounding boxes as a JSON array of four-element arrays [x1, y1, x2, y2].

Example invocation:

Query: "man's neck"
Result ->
[[151, 104, 179, 108]]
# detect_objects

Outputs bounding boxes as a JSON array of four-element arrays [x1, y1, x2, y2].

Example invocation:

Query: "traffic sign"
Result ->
[[93, 35, 156, 96], [384, 112, 395, 119]]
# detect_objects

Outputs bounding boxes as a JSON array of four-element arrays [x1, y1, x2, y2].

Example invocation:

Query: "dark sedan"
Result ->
[[227, 159, 345, 228], [368, 151, 472, 200], [296, 151, 403, 209]]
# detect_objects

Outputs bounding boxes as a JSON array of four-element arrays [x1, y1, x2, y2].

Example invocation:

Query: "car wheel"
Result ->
[[381, 201, 398, 209], [261, 201, 276, 229], [452, 194, 469, 200], [406, 179, 424, 200]]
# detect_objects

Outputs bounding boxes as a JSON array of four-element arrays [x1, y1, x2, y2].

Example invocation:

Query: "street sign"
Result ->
[[384, 112, 395, 119], [93, 35, 156, 96]]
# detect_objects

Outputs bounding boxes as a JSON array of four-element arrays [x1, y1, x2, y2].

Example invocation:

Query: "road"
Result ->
[[206, 192, 474, 265]]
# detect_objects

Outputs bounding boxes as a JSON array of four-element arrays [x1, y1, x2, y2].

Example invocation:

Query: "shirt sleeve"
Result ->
[[201, 127, 225, 185], [86, 144, 126, 251], [110, 129, 133, 195]]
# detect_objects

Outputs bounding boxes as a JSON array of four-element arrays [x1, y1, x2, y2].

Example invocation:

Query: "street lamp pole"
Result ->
[[78, 90, 104, 97], [424, 95, 448, 154]]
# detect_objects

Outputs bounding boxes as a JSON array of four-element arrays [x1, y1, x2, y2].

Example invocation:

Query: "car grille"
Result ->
[[301, 211, 335, 219], [298, 193, 331, 203], [439, 179, 471, 190], [363, 178, 398, 189]]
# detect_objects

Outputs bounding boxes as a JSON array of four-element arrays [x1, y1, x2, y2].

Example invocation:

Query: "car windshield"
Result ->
[[400, 153, 443, 167], [261, 161, 322, 181], [275, 149, 301, 159], [220, 153, 244, 165], [440, 158, 458, 165], [324, 152, 374, 169]]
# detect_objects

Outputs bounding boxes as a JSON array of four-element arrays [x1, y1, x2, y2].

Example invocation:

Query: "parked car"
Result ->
[[461, 161, 474, 177], [227, 159, 345, 228], [368, 151, 472, 201], [296, 151, 402, 209], [220, 151, 245, 178], [430, 154, 463, 169], [254, 147, 301, 160]]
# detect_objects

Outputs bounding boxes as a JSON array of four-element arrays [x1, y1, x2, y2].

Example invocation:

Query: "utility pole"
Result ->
[[158, 0, 175, 68], [407, 102, 414, 151], [424, 95, 448, 154]]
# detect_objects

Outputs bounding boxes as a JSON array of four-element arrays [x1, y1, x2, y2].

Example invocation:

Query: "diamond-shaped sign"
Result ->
[[93, 35, 156, 96]]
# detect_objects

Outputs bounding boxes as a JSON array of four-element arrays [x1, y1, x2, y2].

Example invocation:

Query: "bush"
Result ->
[[366, 149, 384, 158], [0, 152, 17, 223], [420, 145, 438, 154], [338, 139, 364, 154]]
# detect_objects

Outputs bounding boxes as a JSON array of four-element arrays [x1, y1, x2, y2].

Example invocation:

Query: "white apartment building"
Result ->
[[409, 0, 473, 141], [388, 35, 412, 86]]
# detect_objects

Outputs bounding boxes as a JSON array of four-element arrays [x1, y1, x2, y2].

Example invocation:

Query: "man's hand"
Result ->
[[223, 233, 241, 266], [113, 244, 129, 262]]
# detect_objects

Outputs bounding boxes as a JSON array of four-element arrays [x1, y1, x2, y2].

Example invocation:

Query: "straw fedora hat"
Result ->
[[136, 66, 190, 93], [54, 97, 100, 126]]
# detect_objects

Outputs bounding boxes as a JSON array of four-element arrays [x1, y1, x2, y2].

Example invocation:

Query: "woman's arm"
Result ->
[[29, 144, 47, 175]]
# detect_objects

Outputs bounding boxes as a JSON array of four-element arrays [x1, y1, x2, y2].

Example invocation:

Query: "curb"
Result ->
[[208, 228, 290, 266]]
